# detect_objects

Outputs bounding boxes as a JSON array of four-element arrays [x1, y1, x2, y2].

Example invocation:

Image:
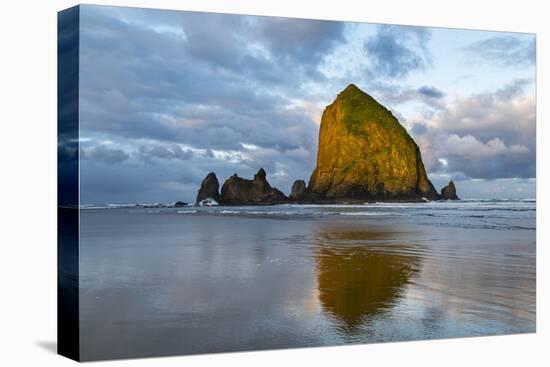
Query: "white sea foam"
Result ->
[[339, 211, 401, 216], [199, 198, 219, 206], [283, 204, 368, 209], [106, 203, 138, 208]]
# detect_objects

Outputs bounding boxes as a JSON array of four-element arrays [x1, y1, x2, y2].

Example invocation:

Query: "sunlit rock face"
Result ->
[[307, 84, 440, 201], [315, 226, 420, 332]]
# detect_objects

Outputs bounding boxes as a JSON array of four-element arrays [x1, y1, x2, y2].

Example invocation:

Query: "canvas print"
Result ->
[[58, 4, 536, 361]]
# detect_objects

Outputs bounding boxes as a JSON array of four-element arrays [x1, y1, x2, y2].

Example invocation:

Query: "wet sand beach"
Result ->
[[77, 201, 535, 360]]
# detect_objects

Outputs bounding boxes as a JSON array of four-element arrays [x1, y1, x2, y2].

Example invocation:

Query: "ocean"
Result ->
[[77, 200, 536, 360]]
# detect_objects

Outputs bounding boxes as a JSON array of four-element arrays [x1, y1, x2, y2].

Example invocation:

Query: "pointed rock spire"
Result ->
[[440, 181, 459, 200], [196, 172, 220, 204]]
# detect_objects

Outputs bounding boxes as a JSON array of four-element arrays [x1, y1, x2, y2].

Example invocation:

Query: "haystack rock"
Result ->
[[220, 168, 289, 205], [307, 84, 440, 201], [440, 181, 459, 200], [290, 180, 306, 201], [196, 172, 220, 204]]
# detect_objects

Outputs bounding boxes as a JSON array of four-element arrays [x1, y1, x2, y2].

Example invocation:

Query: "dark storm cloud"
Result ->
[[258, 17, 344, 78], [364, 25, 432, 78], [79, 6, 337, 151], [462, 35, 535, 67], [78, 5, 344, 202]]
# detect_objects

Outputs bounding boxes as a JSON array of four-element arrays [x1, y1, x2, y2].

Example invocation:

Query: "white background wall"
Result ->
[[0, 0, 547, 366]]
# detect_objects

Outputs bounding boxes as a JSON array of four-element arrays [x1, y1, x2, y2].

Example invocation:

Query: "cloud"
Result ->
[[81, 144, 130, 165], [424, 79, 535, 146], [74, 5, 535, 202], [137, 144, 194, 161], [432, 135, 532, 180], [364, 25, 432, 78], [411, 79, 535, 179], [441, 135, 529, 157], [410, 122, 428, 136], [258, 17, 345, 68], [495, 78, 533, 100], [369, 82, 446, 111], [78, 6, 327, 154], [462, 35, 535, 67], [76, 5, 337, 202], [417, 85, 445, 99]]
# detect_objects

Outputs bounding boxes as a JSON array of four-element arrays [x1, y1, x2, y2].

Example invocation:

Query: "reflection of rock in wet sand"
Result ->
[[315, 225, 420, 332]]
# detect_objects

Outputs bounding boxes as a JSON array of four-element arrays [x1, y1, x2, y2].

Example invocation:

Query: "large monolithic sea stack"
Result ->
[[307, 84, 440, 201]]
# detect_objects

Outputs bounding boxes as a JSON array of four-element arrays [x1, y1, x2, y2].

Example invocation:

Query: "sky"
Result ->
[[77, 5, 536, 204]]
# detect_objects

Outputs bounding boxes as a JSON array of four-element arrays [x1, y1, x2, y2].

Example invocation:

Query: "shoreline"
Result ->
[[74, 197, 537, 210], [77, 199, 441, 209]]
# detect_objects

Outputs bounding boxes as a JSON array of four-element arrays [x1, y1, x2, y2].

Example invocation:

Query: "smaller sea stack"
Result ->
[[290, 180, 306, 201], [220, 168, 289, 205], [196, 172, 220, 204], [440, 181, 459, 200]]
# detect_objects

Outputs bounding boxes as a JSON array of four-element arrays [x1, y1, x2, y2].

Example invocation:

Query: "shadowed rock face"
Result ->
[[196, 172, 220, 204], [290, 180, 306, 201], [440, 181, 459, 200], [220, 168, 289, 205], [307, 84, 439, 201]]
